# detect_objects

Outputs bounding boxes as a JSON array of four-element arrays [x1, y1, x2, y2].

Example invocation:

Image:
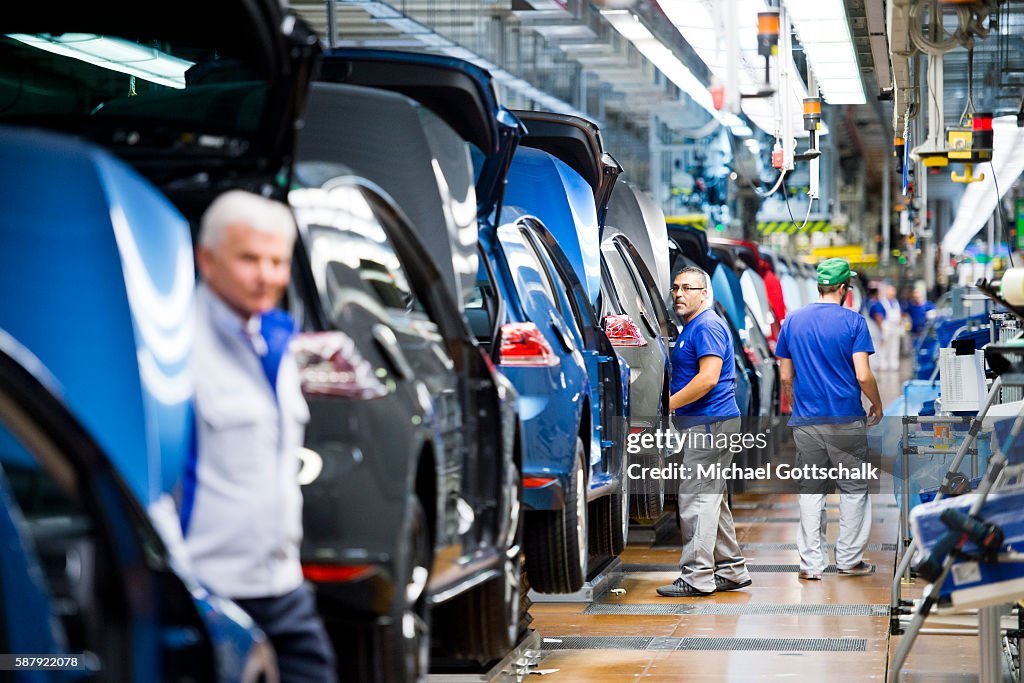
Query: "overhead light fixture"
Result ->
[[657, 0, 819, 138], [9, 33, 193, 89], [943, 116, 1024, 254], [782, 0, 866, 104]]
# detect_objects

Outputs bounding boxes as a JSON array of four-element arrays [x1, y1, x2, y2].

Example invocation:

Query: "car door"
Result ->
[[520, 220, 627, 482], [293, 185, 476, 560], [0, 340, 221, 683]]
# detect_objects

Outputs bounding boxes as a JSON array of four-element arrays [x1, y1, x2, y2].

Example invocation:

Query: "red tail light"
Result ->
[[523, 476, 557, 488], [603, 314, 648, 347], [302, 563, 374, 583], [498, 323, 560, 367], [292, 332, 389, 400]]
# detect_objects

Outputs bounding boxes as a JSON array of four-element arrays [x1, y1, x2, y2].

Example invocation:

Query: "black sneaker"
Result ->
[[714, 575, 752, 592], [837, 561, 876, 576], [656, 578, 715, 597]]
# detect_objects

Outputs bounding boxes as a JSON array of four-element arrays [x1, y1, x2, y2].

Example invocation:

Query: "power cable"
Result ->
[[991, 161, 1015, 269]]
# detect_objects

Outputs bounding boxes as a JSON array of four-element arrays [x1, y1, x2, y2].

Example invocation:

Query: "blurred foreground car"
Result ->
[[0, 128, 275, 682]]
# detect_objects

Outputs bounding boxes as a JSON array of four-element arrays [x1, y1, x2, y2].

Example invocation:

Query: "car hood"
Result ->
[[2, 0, 320, 191], [512, 110, 622, 230], [318, 49, 524, 223], [0, 127, 193, 506]]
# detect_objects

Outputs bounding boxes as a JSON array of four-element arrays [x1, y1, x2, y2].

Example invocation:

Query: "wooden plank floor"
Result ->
[[526, 364, 986, 681]]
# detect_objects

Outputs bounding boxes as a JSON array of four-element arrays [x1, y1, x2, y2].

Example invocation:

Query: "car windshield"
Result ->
[[0, 32, 269, 143]]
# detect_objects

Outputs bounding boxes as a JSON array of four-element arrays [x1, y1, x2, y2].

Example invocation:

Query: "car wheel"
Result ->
[[392, 497, 431, 683], [591, 482, 628, 557], [432, 466, 522, 663], [523, 438, 587, 593]]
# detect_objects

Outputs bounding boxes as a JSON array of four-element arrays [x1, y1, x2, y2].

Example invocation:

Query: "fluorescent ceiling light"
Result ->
[[9, 33, 193, 89], [783, 0, 866, 104], [943, 116, 1024, 254], [601, 9, 724, 124]]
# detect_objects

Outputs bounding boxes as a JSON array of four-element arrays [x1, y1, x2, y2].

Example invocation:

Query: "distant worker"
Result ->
[[775, 258, 883, 581], [657, 266, 751, 598], [868, 284, 903, 371], [904, 288, 936, 342], [184, 190, 336, 683]]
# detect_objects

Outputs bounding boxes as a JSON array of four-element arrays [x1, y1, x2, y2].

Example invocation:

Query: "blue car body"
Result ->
[[0, 128, 270, 681], [503, 148, 629, 500], [489, 213, 594, 508]]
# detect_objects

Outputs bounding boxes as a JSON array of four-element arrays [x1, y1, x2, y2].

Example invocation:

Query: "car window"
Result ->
[[0, 403, 125, 669], [599, 254, 626, 317], [613, 240, 661, 337], [497, 223, 558, 315], [296, 186, 425, 319], [520, 226, 588, 337]]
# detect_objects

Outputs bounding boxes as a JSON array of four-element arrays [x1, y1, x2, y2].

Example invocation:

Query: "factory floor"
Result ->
[[526, 361, 989, 681]]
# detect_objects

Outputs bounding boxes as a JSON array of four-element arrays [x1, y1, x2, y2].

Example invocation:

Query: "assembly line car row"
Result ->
[[0, 3, 860, 681]]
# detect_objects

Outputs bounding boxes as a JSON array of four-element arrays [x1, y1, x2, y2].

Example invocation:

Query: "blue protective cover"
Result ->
[[503, 147, 602, 306], [0, 126, 194, 505], [911, 484, 1024, 598], [914, 314, 989, 380]]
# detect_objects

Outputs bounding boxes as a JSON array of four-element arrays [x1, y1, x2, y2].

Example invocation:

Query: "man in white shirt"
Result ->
[[181, 190, 335, 683]]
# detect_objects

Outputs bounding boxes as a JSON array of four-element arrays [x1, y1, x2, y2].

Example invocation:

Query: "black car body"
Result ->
[[291, 81, 522, 677]]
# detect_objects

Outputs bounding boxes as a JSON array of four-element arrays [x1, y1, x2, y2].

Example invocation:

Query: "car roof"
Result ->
[[296, 82, 478, 308]]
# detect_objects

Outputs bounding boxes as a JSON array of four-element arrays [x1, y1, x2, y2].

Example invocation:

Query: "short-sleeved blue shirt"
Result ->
[[671, 308, 740, 418], [774, 303, 874, 425], [904, 301, 936, 335], [868, 300, 885, 321]]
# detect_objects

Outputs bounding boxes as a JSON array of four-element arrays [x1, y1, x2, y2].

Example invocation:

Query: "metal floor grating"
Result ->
[[584, 603, 890, 617], [541, 636, 866, 652], [620, 563, 841, 573], [737, 542, 897, 552], [731, 502, 899, 510], [733, 517, 889, 524]]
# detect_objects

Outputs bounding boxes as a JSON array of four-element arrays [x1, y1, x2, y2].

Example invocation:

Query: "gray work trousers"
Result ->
[[676, 417, 749, 592], [792, 421, 872, 574]]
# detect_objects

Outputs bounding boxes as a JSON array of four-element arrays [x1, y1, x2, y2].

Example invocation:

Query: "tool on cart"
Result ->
[[914, 508, 1004, 583]]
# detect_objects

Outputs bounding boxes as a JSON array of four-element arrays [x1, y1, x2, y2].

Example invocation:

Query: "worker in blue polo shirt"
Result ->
[[657, 266, 751, 597], [775, 258, 883, 581]]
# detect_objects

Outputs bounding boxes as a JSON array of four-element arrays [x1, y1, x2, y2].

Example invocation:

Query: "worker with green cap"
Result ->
[[774, 257, 883, 580]]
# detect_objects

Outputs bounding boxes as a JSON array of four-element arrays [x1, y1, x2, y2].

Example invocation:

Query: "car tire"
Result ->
[[592, 477, 628, 557], [523, 438, 588, 593], [628, 453, 665, 523], [390, 497, 431, 683], [432, 466, 522, 663]]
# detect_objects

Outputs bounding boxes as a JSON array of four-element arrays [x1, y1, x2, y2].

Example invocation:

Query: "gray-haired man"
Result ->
[[182, 190, 336, 682]]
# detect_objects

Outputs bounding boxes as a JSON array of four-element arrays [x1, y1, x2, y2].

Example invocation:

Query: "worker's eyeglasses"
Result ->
[[671, 285, 704, 293]]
